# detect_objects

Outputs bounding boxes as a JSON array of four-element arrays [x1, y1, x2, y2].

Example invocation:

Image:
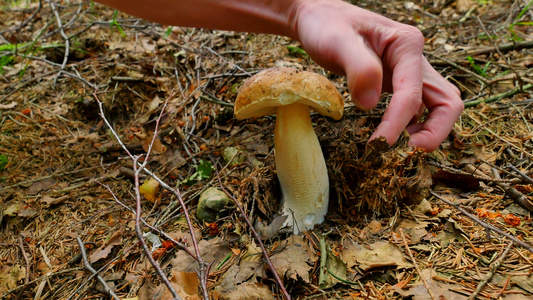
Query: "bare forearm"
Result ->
[[97, 0, 299, 38]]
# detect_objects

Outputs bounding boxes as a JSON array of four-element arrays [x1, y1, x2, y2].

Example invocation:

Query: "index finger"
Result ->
[[369, 29, 425, 146]]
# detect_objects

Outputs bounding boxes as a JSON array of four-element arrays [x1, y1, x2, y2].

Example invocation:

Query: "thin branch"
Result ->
[[49, 0, 70, 71], [14, 238, 31, 300], [430, 191, 533, 253], [399, 228, 437, 300], [468, 241, 513, 300], [75, 237, 120, 300], [213, 161, 291, 300], [94, 91, 210, 299], [132, 157, 181, 300]]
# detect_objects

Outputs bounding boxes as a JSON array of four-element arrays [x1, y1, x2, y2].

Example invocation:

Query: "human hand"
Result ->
[[291, 0, 464, 151]]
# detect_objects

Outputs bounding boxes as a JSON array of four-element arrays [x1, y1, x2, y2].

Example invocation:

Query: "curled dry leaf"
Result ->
[[504, 214, 521, 226], [151, 270, 201, 300], [139, 177, 160, 202], [476, 208, 501, 219]]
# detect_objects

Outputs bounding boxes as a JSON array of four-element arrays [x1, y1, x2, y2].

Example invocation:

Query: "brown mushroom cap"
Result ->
[[234, 67, 344, 120]]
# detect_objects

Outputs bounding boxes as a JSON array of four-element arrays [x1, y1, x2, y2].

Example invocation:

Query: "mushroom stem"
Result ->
[[275, 103, 329, 233]]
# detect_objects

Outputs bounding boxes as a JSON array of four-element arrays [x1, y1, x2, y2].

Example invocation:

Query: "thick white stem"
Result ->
[[275, 103, 329, 233]]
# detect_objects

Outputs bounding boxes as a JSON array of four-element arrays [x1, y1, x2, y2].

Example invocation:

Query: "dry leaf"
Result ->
[[504, 214, 521, 226], [394, 268, 466, 299], [341, 240, 412, 271], [0, 265, 26, 294], [143, 134, 167, 154], [27, 178, 57, 194], [0, 101, 17, 109], [40, 195, 69, 206], [170, 237, 230, 273], [269, 235, 317, 282], [139, 178, 160, 202], [151, 270, 201, 300], [89, 230, 123, 263], [18, 207, 38, 218]]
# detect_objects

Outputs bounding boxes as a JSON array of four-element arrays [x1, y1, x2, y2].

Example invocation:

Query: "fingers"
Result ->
[[341, 34, 383, 110], [406, 60, 463, 151], [369, 29, 424, 145]]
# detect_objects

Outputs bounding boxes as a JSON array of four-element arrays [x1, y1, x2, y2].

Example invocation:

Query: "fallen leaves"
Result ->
[[89, 230, 123, 263], [0, 265, 26, 295], [504, 214, 522, 226], [269, 235, 317, 282], [341, 240, 412, 272], [139, 177, 160, 202], [152, 270, 201, 300]]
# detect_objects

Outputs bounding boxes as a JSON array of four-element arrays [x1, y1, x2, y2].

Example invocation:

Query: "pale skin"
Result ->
[[98, 0, 464, 151]]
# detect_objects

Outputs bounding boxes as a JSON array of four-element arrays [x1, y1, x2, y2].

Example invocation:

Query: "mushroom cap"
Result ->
[[234, 67, 344, 120]]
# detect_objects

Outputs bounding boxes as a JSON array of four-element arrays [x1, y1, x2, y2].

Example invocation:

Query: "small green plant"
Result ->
[[0, 55, 14, 74], [164, 26, 174, 38], [0, 154, 8, 171], [110, 10, 127, 38], [467, 56, 490, 77], [508, 0, 533, 41], [182, 160, 213, 185], [287, 45, 308, 57]]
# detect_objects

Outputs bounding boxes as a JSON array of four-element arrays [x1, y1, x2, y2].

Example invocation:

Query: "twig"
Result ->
[[14, 238, 31, 300], [213, 162, 291, 300], [67, 241, 140, 300], [507, 163, 533, 184], [399, 228, 437, 300], [49, 0, 70, 71], [430, 191, 533, 253], [428, 161, 520, 184], [492, 168, 533, 212], [0, 0, 42, 35], [476, 17, 524, 89], [1, 268, 82, 299], [75, 237, 120, 300], [94, 91, 210, 299], [132, 157, 181, 300], [467, 241, 513, 300], [458, 40, 533, 56], [464, 83, 533, 108], [425, 51, 488, 85], [98, 181, 197, 259]]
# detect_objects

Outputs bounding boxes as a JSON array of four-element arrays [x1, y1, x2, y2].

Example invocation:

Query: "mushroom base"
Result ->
[[274, 103, 329, 234]]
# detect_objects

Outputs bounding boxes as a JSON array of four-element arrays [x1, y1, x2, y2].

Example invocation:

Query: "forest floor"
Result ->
[[1, 0, 533, 299]]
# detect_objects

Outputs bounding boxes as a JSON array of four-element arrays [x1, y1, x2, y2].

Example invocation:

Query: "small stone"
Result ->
[[197, 188, 233, 223]]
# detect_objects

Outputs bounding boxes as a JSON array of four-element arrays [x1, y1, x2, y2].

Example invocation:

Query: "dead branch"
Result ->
[[213, 161, 292, 300], [0, 0, 42, 35], [430, 191, 533, 253], [95, 91, 211, 299], [476, 17, 524, 89], [492, 168, 533, 213], [464, 83, 533, 108], [75, 237, 120, 300], [49, 0, 70, 71], [467, 241, 513, 300], [399, 228, 437, 300], [132, 157, 181, 300], [14, 238, 31, 300], [458, 40, 533, 57]]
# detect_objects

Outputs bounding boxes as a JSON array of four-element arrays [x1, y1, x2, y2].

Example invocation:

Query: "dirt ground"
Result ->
[[1, 0, 533, 299]]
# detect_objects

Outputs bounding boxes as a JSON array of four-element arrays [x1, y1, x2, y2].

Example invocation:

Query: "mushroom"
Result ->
[[234, 67, 344, 233]]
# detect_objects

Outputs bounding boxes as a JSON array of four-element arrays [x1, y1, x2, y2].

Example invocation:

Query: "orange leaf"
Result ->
[[476, 208, 489, 218], [504, 214, 521, 226], [139, 178, 160, 202]]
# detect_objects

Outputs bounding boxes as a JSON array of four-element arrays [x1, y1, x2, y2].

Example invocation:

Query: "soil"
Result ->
[[1, 0, 533, 299]]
